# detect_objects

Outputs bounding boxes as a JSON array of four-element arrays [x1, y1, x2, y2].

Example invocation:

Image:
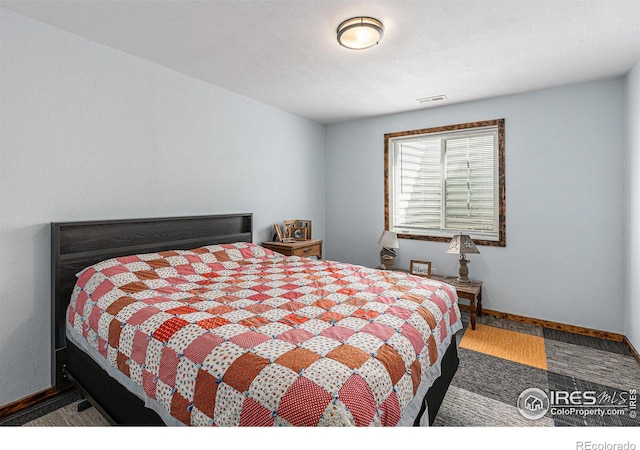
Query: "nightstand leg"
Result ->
[[470, 297, 477, 330], [477, 290, 483, 316]]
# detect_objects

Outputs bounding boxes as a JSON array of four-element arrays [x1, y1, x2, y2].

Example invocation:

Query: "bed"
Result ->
[[51, 214, 462, 426]]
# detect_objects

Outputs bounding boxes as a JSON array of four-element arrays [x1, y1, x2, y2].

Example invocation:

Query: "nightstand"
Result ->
[[261, 239, 323, 259], [431, 275, 482, 330]]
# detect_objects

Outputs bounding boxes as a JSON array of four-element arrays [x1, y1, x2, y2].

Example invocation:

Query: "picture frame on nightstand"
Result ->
[[283, 220, 297, 239], [296, 220, 312, 239], [410, 260, 432, 278], [273, 224, 284, 242], [290, 226, 307, 241], [282, 219, 312, 241]]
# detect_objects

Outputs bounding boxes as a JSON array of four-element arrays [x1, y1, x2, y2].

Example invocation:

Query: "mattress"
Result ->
[[66, 242, 462, 426]]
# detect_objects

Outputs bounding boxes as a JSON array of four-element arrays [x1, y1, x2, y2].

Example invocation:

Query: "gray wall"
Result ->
[[0, 9, 326, 407], [325, 79, 626, 335], [625, 62, 640, 351]]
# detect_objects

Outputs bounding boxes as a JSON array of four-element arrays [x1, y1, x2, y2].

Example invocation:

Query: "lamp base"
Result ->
[[456, 254, 471, 283], [380, 247, 397, 270], [380, 254, 396, 270], [447, 253, 481, 285]]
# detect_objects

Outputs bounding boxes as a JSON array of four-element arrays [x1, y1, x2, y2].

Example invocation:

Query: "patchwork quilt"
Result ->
[[66, 242, 461, 426]]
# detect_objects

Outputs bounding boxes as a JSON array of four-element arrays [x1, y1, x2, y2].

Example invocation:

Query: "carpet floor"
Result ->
[[435, 312, 640, 427], [2, 312, 638, 428]]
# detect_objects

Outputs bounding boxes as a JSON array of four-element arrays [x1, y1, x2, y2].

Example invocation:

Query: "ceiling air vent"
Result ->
[[416, 94, 447, 104]]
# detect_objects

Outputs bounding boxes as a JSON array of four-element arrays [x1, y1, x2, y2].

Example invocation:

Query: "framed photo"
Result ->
[[273, 224, 284, 242], [296, 220, 312, 239], [283, 220, 297, 239], [409, 260, 432, 278], [290, 226, 307, 241]]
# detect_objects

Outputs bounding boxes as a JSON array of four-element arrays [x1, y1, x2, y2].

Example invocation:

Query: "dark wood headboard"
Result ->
[[51, 213, 253, 390]]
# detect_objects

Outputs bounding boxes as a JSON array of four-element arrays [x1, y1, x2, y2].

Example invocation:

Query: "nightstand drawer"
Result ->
[[261, 239, 323, 260], [292, 243, 321, 258]]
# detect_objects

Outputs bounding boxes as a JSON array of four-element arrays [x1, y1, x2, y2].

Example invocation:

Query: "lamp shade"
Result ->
[[447, 234, 480, 255], [378, 230, 399, 249], [337, 17, 384, 50]]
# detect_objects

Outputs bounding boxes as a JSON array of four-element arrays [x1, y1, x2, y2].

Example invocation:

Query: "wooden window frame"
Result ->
[[384, 119, 506, 247]]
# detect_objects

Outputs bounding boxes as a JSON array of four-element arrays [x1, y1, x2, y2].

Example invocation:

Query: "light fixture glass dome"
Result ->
[[337, 17, 384, 50]]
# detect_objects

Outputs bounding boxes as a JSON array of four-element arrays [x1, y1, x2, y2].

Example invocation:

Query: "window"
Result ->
[[384, 119, 505, 247]]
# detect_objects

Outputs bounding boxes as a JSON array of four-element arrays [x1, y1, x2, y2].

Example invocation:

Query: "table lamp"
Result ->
[[378, 230, 399, 270], [447, 233, 480, 284]]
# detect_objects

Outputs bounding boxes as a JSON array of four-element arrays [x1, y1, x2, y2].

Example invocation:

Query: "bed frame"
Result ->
[[51, 213, 458, 426]]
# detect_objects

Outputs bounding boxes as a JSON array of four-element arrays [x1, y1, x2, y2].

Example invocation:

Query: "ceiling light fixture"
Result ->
[[337, 17, 384, 50], [417, 94, 447, 103]]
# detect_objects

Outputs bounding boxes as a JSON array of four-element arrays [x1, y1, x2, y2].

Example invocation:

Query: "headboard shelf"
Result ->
[[51, 213, 253, 390], [58, 232, 252, 263]]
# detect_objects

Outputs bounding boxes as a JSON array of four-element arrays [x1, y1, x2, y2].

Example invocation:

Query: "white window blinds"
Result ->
[[389, 125, 500, 242], [394, 138, 442, 230], [444, 132, 497, 232]]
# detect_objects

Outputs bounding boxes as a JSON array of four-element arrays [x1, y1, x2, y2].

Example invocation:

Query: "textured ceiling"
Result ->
[[2, 0, 639, 124]]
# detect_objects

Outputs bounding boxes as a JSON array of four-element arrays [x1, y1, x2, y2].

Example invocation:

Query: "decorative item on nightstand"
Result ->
[[447, 233, 480, 284], [378, 230, 399, 270]]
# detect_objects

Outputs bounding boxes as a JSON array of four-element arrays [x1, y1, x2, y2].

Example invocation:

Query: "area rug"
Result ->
[[459, 323, 547, 370]]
